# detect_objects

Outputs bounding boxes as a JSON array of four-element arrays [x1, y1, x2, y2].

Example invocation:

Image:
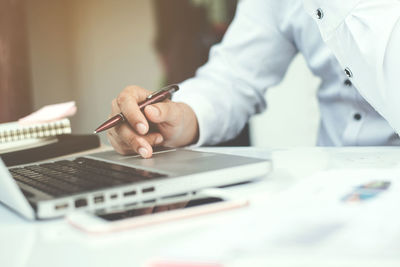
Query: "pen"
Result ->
[[94, 84, 179, 134]]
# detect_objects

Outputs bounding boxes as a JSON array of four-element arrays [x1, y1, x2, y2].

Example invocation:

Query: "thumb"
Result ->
[[144, 101, 183, 126]]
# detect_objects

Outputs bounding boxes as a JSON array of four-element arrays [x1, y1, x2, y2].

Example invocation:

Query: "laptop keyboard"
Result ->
[[9, 157, 167, 197]]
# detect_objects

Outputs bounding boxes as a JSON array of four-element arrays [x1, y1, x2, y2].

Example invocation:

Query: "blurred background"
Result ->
[[0, 0, 320, 147]]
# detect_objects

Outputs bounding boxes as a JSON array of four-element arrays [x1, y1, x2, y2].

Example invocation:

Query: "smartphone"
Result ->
[[67, 189, 248, 234]]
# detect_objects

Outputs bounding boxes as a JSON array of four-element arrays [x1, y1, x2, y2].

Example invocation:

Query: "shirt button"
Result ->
[[345, 68, 353, 78], [344, 79, 352, 87], [316, 8, 324, 19], [353, 113, 362, 121]]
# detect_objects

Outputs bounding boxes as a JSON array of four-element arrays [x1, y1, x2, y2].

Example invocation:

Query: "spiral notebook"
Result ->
[[0, 119, 72, 153], [0, 118, 71, 142], [0, 101, 100, 164]]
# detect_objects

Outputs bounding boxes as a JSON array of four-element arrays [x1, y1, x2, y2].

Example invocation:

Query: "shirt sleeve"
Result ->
[[304, 0, 400, 134], [173, 0, 298, 146]]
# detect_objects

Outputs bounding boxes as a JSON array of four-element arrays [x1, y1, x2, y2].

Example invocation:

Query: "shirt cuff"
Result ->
[[303, 0, 362, 40]]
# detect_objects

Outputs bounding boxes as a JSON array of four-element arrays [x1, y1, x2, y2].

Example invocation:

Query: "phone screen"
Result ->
[[96, 197, 224, 221]]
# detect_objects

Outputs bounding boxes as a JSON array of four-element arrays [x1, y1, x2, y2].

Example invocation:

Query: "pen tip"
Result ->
[[93, 130, 98, 134]]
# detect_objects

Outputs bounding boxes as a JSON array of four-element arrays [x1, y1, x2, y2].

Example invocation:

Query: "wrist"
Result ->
[[179, 102, 199, 146]]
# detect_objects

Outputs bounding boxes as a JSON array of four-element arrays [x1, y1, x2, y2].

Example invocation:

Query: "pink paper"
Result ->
[[18, 101, 77, 125]]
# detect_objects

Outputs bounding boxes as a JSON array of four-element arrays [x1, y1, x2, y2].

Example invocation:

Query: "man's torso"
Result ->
[[277, 0, 400, 146]]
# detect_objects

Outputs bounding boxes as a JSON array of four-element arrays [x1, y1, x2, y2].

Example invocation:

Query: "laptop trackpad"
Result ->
[[86, 149, 225, 175]]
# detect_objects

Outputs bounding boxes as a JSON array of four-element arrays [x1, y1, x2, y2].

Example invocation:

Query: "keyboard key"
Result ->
[[75, 158, 167, 179], [9, 157, 168, 198]]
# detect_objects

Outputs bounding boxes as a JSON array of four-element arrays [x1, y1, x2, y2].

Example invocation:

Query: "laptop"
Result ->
[[0, 148, 271, 220]]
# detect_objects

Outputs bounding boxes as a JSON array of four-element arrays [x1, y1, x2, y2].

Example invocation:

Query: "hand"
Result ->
[[107, 85, 199, 158]]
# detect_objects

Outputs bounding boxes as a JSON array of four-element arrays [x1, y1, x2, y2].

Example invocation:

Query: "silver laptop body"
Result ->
[[0, 148, 271, 220]]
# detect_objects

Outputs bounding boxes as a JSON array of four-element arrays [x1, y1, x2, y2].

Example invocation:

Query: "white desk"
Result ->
[[1, 147, 400, 267]]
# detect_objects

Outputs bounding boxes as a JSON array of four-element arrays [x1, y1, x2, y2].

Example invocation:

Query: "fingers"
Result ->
[[144, 100, 182, 126], [144, 101, 199, 147], [108, 85, 198, 156], [116, 85, 150, 135], [111, 99, 120, 117], [107, 123, 164, 158], [108, 86, 171, 158]]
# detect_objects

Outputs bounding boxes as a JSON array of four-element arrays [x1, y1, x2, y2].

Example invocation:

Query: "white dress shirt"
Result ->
[[173, 0, 400, 146]]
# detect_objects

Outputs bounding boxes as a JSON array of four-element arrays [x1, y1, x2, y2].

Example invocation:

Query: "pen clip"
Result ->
[[146, 84, 179, 100]]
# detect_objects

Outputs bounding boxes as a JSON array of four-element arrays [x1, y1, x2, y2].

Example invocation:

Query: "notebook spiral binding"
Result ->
[[0, 119, 72, 143]]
